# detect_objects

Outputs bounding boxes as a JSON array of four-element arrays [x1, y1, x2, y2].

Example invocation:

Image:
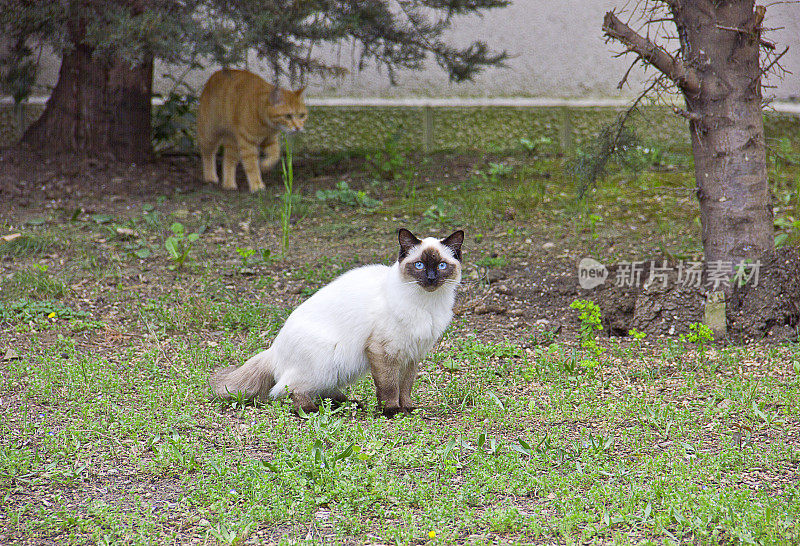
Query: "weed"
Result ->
[[316, 181, 381, 210], [0, 298, 88, 324], [774, 215, 800, 247], [141, 204, 163, 231], [570, 299, 605, 375], [519, 136, 553, 156], [680, 322, 714, 364], [475, 255, 507, 269], [477, 161, 514, 184], [121, 240, 152, 260], [365, 129, 412, 182], [628, 328, 646, 341], [586, 213, 602, 239], [280, 136, 294, 259], [2, 264, 66, 299], [235, 247, 256, 265], [422, 197, 456, 225], [474, 254, 507, 287], [627, 328, 647, 361], [164, 222, 200, 270], [0, 234, 57, 257]]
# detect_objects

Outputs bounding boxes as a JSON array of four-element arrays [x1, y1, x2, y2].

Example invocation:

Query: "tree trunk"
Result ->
[[604, 1, 774, 266], [21, 4, 153, 163], [677, 1, 773, 265]]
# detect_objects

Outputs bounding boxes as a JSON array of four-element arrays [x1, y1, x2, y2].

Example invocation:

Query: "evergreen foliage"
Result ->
[[0, 0, 509, 104]]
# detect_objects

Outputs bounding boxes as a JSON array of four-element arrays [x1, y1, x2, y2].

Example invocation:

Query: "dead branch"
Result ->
[[617, 57, 640, 89], [754, 46, 790, 83], [603, 11, 700, 95], [715, 25, 776, 49]]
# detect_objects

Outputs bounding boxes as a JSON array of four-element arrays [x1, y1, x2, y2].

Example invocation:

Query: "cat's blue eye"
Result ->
[[438, 262, 447, 270], [414, 262, 424, 270]]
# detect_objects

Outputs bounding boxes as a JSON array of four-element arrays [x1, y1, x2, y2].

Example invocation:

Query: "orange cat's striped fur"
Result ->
[[197, 69, 308, 192]]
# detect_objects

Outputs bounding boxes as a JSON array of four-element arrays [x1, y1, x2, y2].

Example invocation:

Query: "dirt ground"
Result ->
[[2, 145, 798, 348]]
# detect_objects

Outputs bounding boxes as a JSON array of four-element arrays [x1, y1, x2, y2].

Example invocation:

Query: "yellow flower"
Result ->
[[428, 531, 436, 539], [47, 312, 56, 319]]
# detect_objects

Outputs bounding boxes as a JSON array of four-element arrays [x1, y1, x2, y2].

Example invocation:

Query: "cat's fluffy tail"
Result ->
[[210, 349, 275, 401]]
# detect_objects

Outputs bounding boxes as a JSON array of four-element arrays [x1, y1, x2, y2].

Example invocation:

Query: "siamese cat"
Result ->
[[211, 228, 464, 416]]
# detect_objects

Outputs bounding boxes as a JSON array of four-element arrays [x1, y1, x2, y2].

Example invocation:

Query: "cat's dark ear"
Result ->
[[398, 228, 421, 261], [269, 86, 284, 105], [440, 230, 464, 261]]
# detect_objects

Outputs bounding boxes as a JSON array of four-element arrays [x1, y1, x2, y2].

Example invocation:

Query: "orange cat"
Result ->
[[196, 69, 308, 192]]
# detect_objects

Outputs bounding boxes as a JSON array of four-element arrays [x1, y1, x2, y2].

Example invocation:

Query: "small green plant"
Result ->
[[422, 197, 455, 225], [628, 327, 647, 356], [475, 254, 507, 288], [235, 247, 256, 265], [570, 299, 605, 374], [2, 264, 66, 299], [141, 204, 163, 231], [151, 92, 198, 153], [475, 255, 507, 269], [280, 136, 294, 259], [477, 162, 514, 184], [680, 322, 714, 364], [165, 222, 200, 270], [365, 129, 411, 182], [122, 240, 152, 259], [316, 181, 381, 210], [519, 136, 553, 156], [774, 215, 800, 247], [0, 299, 88, 324], [586, 213, 602, 239], [628, 328, 646, 341]]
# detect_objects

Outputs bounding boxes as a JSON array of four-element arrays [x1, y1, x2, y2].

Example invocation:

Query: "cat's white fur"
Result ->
[[211, 235, 461, 403]]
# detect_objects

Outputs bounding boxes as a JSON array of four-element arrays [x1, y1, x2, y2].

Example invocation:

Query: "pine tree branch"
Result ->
[[603, 10, 700, 95]]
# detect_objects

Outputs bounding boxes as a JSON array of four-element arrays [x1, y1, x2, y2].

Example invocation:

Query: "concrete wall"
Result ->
[[20, 0, 800, 100]]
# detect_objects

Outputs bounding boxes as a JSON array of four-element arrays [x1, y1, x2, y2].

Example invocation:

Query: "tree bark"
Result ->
[[20, 2, 153, 163], [604, 1, 773, 266], [678, 1, 772, 265]]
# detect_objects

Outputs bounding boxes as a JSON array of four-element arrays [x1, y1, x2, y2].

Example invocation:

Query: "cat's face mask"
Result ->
[[398, 229, 464, 291]]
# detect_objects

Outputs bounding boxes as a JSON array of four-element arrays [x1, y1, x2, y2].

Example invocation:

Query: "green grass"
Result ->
[[1, 265, 67, 299], [2, 333, 798, 544], [0, 233, 58, 257], [2, 139, 800, 544]]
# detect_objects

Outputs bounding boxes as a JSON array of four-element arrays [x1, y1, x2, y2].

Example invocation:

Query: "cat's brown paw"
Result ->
[[382, 406, 414, 418], [290, 392, 318, 414]]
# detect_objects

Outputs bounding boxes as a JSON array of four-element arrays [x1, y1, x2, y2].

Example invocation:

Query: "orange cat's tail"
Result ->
[[210, 349, 275, 401]]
